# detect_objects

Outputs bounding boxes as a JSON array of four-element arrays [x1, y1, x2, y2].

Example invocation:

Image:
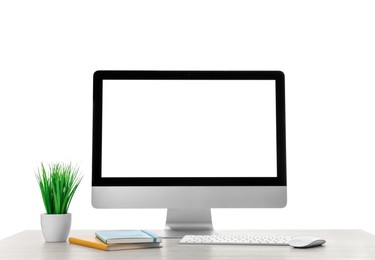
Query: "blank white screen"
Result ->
[[102, 80, 276, 177]]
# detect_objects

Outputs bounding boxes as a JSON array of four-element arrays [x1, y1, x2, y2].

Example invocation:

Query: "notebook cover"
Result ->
[[95, 230, 161, 244]]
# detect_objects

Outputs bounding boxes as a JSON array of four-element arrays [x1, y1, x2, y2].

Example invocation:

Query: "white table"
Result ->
[[1, 229, 375, 259]]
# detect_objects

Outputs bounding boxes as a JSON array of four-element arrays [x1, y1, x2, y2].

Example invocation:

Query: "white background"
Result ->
[[102, 80, 276, 177], [1, 0, 375, 239]]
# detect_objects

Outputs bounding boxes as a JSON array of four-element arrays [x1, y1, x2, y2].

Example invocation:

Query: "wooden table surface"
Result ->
[[1, 229, 375, 260]]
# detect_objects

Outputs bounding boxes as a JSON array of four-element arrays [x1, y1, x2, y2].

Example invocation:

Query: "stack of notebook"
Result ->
[[69, 230, 162, 251]]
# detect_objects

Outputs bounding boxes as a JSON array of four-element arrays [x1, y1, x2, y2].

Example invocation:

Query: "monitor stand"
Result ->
[[162, 208, 216, 238]]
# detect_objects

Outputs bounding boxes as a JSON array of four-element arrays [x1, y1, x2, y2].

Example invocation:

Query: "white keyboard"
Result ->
[[179, 235, 292, 246]]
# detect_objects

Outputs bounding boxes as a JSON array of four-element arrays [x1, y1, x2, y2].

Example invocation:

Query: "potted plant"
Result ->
[[36, 163, 83, 242]]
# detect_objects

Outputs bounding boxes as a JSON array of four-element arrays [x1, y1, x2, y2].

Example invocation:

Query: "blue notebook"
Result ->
[[95, 230, 161, 244]]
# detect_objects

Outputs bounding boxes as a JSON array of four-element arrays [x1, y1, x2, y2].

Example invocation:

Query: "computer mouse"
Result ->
[[289, 236, 326, 248]]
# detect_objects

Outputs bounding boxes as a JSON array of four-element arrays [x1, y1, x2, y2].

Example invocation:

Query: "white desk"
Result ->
[[1, 229, 375, 259]]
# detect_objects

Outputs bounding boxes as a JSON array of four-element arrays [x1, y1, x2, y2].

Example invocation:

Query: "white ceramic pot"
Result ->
[[41, 213, 71, 242]]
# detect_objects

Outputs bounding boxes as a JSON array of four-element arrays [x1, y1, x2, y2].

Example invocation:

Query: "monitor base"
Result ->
[[162, 208, 215, 238], [161, 228, 217, 238]]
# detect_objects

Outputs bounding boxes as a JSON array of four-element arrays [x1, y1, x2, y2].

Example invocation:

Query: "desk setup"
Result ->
[[6, 72, 372, 259], [1, 229, 375, 259]]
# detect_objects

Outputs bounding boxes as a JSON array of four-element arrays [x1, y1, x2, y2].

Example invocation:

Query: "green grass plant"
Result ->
[[36, 163, 83, 214]]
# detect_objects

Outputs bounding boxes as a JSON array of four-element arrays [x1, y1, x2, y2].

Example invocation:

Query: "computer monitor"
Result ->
[[92, 71, 287, 237]]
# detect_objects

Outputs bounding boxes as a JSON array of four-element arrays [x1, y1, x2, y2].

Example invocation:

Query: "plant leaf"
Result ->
[[35, 162, 83, 214]]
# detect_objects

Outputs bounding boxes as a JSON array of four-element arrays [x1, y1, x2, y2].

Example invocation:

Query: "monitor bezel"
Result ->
[[92, 70, 286, 186]]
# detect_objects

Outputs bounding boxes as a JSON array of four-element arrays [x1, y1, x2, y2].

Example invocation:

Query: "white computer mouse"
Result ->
[[289, 236, 326, 248]]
